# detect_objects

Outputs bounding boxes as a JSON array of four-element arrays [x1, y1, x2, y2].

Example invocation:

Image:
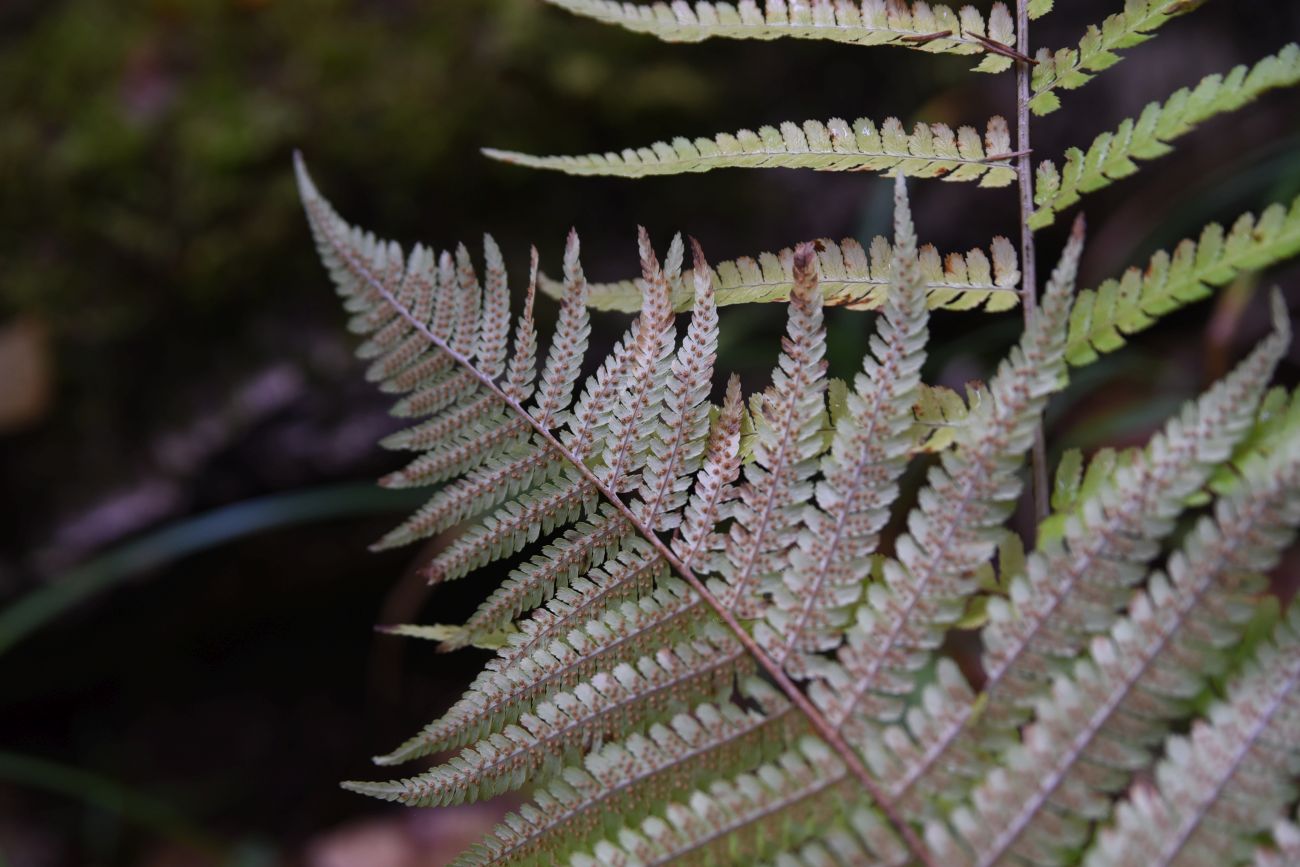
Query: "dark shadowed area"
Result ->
[[1, 1, 1298, 864]]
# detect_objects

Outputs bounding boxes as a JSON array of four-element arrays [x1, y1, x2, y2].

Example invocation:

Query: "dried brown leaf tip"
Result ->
[[791, 241, 820, 300]]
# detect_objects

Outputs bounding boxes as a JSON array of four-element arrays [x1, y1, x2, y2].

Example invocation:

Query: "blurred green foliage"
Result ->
[[0, 0, 716, 341]]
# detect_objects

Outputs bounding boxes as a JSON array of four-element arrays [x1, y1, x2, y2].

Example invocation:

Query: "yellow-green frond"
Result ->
[[542, 0, 1017, 72], [1065, 195, 1300, 366], [1031, 44, 1300, 228], [484, 116, 1016, 185], [541, 235, 1020, 313]]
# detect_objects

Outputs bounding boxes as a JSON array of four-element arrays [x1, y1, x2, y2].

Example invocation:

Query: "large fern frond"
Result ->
[[1031, 44, 1300, 228], [1082, 604, 1300, 867], [485, 116, 1016, 186], [1029, 0, 1206, 115], [540, 0, 1017, 72], [544, 234, 1021, 314], [1065, 194, 1300, 365]]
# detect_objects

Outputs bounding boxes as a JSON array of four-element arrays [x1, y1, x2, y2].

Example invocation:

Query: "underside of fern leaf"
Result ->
[[1031, 43, 1300, 228], [541, 0, 1018, 72]]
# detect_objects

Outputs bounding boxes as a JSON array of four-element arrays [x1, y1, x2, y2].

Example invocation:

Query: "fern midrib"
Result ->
[[503, 551, 662, 663], [972, 490, 1275, 866], [502, 144, 1011, 172], [1154, 655, 1300, 867]]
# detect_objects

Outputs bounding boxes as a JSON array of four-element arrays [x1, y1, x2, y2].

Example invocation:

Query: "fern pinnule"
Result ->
[[1081, 605, 1300, 867], [535, 231, 592, 426], [673, 374, 745, 566], [1029, 0, 1205, 115], [713, 241, 828, 620], [813, 215, 1084, 735], [1031, 44, 1300, 229], [485, 116, 1016, 186], [569, 737, 902, 867], [926, 435, 1300, 866], [500, 541, 667, 665], [347, 626, 752, 807], [465, 680, 798, 867], [1066, 194, 1300, 365], [544, 234, 1021, 314], [542, 0, 1017, 73], [384, 574, 710, 766], [451, 506, 633, 647], [634, 239, 719, 530], [759, 175, 930, 667]]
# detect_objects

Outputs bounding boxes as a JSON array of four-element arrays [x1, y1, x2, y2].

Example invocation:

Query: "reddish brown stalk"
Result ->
[[320, 209, 935, 865], [1016, 1, 1049, 522]]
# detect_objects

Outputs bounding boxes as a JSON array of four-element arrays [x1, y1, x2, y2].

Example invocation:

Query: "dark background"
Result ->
[[1, 1, 1298, 864]]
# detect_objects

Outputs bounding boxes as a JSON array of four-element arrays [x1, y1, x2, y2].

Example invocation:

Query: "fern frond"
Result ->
[[541, 0, 1017, 73], [452, 506, 633, 647], [485, 116, 1016, 186], [758, 176, 930, 666], [1031, 44, 1300, 228], [1029, 0, 1206, 115], [385, 575, 709, 765], [1028, 0, 1052, 19], [674, 376, 745, 566], [813, 217, 1083, 735], [543, 235, 1021, 314], [347, 627, 752, 806], [1065, 195, 1300, 365], [713, 242, 828, 619], [886, 304, 1290, 804], [926, 436, 1300, 866], [568, 738, 905, 866], [461, 680, 800, 867], [982, 300, 1289, 708], [632, 240, 719, 528], [1082, 604, 1300, 867]]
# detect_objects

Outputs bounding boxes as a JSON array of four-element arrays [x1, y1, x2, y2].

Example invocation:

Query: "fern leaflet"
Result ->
[[541, 0, 1017, 72], [485, 115, 1016, 185]]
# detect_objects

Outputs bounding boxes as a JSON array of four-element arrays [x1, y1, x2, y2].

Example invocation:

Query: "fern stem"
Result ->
[[310, 182, 935, 865], [1016, 0, 1049, 522]]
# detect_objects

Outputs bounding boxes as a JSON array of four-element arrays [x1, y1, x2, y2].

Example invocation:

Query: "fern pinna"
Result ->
[[298, 2, 1300, 865]]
